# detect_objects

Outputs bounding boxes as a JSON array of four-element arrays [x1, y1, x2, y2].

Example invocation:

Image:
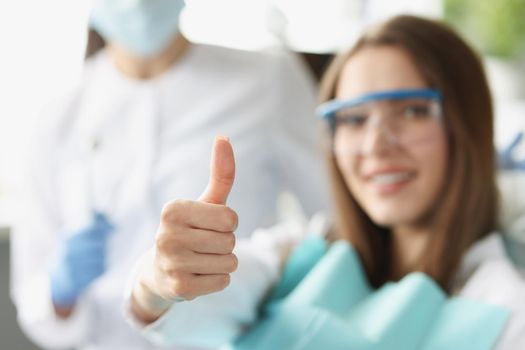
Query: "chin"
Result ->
[[368, 214, 395, 227], [366, 206, 415, 228]]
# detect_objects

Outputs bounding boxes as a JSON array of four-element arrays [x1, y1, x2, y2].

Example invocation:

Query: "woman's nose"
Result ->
[[360, 118, 400, 156]]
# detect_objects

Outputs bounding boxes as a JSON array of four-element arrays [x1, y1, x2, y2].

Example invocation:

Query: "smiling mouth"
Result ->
[[368, 171, 415, 194], [371, 171, 412, 184]]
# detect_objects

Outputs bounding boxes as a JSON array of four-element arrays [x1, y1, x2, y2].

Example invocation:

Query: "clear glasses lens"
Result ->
[[332, 98, 442, 155]]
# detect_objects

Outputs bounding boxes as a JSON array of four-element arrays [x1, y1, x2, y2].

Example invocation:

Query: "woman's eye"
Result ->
[[403, 105, 431, 119], [335, 112, 368, 128]]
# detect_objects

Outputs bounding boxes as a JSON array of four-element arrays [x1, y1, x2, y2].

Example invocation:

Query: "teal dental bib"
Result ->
[[230, 237, 510, 350]]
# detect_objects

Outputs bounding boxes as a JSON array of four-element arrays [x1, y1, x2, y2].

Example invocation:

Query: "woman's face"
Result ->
[[334, 46, 448, 229]]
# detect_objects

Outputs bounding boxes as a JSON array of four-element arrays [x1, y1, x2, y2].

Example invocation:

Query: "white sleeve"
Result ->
[[267, 50, 331, 218], [495, 311, 525, 349], [459, 257, 525, 349], [123, 219, 308, 348], [491, 263, 525, 349], [10, 98, 93, 349]]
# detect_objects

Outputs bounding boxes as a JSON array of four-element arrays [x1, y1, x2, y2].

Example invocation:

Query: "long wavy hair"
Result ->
[[319, 15, 497, 292]]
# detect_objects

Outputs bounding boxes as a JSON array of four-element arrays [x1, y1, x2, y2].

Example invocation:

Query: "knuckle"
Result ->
[[222, 207, 238, 231], [155, 251, 187, 275], [217, 274, 231, 291], [155, 256, 173, 274], [155, 234, 172, 254], [226, 254, 238, 273], [169, 233, 187, 251], [160, 201, 176, 223], [167, 254, 187, 273], [168, 269, 185, 281], [161, 199, 191, 224], [169, 276, 192, 298], [224, 233, 236, 253], [155, 234, 187, 256]]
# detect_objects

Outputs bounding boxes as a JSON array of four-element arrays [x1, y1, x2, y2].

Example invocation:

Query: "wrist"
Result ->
[[130, 278, 174, 324]]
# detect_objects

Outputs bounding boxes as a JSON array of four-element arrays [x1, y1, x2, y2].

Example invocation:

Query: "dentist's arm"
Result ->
[[131, 136, 239, 324]]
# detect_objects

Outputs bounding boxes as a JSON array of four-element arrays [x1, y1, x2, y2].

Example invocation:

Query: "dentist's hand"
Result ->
[[131, 136, 238, 323], [49, 212, 114, 316]]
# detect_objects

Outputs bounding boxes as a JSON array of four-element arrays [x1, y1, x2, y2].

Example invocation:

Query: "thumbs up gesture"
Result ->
[[131, 137, 239, 323]]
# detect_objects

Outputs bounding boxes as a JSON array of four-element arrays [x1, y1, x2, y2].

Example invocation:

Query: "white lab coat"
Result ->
[[499, 171, 525, 276], [10, 43, 329, 350], [127, 213, 525, 349]]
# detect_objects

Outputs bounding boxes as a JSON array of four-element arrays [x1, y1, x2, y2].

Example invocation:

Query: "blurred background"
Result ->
[[0, 0, 523, 348]]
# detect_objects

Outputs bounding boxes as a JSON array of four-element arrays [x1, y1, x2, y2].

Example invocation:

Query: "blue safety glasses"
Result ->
[[317, 89, 443, 155]]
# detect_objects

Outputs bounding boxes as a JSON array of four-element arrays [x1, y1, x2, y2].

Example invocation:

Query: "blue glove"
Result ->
[[49, 211, 114, 307], [498, 132, 525, 170]]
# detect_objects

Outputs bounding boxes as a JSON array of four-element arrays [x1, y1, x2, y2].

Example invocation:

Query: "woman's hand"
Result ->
[[131, 136, 238, 323]]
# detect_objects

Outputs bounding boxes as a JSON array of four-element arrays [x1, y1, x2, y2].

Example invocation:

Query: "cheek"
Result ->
[[333, 133, 359, 184], [334, 150, 360, 197], [415, 133, 449, 206]]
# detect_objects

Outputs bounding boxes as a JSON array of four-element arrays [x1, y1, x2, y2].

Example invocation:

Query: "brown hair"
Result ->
[[319, 15, 497, 291], [85, 29, 106, 60]]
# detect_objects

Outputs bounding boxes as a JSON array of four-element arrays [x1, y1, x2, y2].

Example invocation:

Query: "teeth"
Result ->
[[371, 172, 412, 185]]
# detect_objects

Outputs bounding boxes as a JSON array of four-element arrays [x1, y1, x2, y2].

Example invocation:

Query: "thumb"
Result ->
[[199, 136, 236, 205]]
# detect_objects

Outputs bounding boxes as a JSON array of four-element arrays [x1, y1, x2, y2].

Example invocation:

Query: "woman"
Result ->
[[126, 15, 525, 349], [10, 0, 328, 349]]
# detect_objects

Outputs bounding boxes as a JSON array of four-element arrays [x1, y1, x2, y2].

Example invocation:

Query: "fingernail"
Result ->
[[216, 135, 230, 142]]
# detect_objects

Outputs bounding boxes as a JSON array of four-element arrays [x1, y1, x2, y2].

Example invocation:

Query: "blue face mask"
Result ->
[[90, 0, 185, 57]]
